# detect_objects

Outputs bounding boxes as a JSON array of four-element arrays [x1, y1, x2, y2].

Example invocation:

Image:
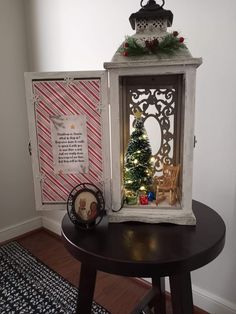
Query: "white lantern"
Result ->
[[25, 0, 202, 226], [104, 0, 202, 225]]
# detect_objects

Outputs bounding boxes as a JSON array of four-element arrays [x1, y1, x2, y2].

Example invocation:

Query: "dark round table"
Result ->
[[61, 200, 225, 314]]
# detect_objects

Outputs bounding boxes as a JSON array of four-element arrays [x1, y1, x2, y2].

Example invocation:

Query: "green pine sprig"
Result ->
[[122, 36, 146, 56], [119, 32, 186, 57], [159, 34, 186, 55]]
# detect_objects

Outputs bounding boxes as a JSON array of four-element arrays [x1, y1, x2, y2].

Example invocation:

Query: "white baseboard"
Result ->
[[192, 284, 236, 314], [41, 216, 61, 236], [141, 278, 236, 314], [0, 216, 42, 243]]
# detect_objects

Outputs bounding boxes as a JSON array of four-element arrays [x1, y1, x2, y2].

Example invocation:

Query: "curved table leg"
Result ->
[[169, 272, 193, 314], [76, 263, 97, 314]]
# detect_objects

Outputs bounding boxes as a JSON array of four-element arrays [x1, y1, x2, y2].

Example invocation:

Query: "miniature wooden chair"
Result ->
[[154, 164, 180, 205]]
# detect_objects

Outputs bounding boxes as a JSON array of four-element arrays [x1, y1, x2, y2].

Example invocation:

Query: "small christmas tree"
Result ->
[[124, 110, 153, 193]]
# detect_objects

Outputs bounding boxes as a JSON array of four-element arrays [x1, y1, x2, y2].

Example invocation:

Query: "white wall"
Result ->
[[181, 1, 236, 312], [0, 0, 40, 238], [24, 0, 236, 313]]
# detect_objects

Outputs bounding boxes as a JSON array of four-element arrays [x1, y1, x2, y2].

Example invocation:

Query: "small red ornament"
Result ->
[[123, 51, 129, 57], [124, 42, 129, 48], [173, 31, 179, 37], [179, 37, 185, 43], [139, 195, 149, 205]]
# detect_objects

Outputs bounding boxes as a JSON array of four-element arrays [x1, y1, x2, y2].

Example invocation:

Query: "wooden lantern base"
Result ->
[[108, 205, 196, 225]]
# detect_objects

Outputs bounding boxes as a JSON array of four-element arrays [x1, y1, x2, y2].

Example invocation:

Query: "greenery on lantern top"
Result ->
[[119, 31, 186, 57], [124, 110, 154, 192]]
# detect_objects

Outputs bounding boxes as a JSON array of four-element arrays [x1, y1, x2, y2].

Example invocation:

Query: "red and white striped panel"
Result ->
[[32, 79, 103, 204]]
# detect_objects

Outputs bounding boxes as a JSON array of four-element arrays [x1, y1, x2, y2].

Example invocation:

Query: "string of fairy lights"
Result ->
[[124, 110, 155, 197]]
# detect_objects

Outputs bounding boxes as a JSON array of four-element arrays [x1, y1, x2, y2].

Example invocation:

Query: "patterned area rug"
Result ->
[[0, 242, 110, 313]]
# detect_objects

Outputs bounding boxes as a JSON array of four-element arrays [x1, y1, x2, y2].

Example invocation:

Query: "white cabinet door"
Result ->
[[25, 71, 110, 210]]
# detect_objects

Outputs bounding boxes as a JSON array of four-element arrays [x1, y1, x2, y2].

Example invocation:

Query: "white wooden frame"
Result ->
[[25, 71, 111, 211], [104, 58, 202, 225]]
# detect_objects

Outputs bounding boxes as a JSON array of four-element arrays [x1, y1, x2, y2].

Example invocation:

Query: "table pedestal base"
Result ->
[[77, 267, 193, 314]]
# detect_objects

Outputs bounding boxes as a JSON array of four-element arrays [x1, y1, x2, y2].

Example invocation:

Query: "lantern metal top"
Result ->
[[105, 0, 199, 63], [129, 0, 173, 30]]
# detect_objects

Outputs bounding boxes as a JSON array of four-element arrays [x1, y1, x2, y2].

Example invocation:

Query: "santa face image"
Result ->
[[75, 192, 98, 221]]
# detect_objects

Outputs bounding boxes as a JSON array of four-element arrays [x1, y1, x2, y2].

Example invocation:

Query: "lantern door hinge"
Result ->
[[194, 135, 197, 148], [28, 141, 32, 156]]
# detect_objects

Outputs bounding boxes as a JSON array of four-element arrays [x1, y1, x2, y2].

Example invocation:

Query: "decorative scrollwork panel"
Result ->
[[127, 86, 178, 174]]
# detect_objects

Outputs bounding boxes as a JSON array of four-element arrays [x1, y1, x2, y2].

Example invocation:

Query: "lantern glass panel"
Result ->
[[122, 75, 184, 208]]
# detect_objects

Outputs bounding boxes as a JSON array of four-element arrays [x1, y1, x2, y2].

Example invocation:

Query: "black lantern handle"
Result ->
[[140, 0, 165, 8]]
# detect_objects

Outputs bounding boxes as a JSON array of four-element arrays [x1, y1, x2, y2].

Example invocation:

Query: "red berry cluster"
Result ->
[[145, 38, 159, 53], [173, 31, 185, 43], [123, 42, 129, 56]]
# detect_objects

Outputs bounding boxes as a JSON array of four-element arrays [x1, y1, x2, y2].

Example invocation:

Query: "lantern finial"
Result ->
[[129, 0, 173, 30], [140, 0, 165, 9]]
